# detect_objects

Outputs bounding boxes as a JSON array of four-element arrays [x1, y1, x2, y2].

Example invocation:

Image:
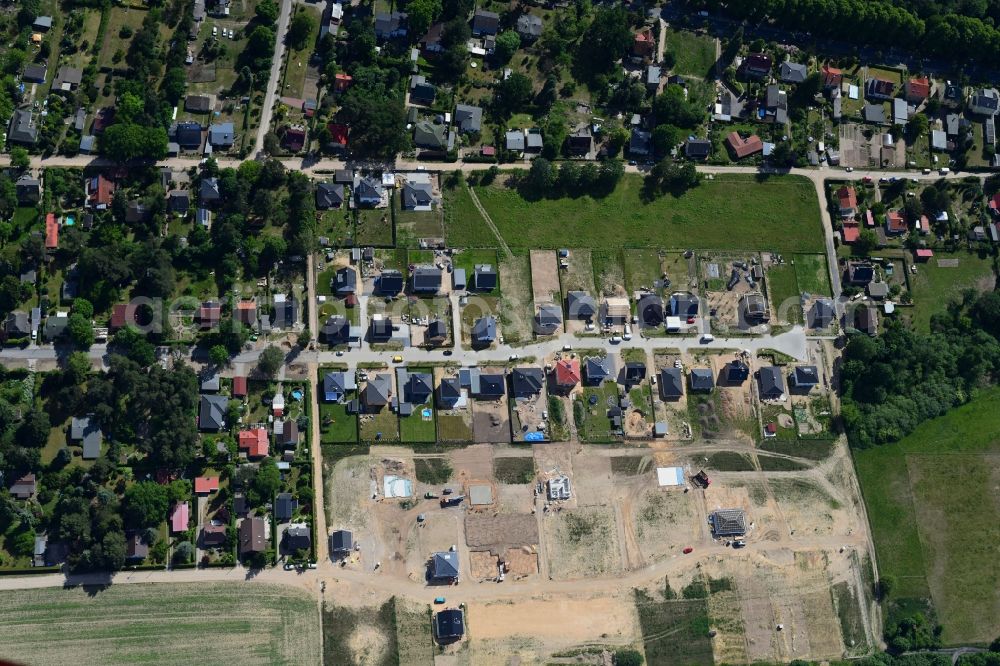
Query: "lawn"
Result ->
[[792, 254, 832, 296], [356, 208, 394, 246], [453, 248, 500, 295], [318, 209, 355, 247], [662, 28, 717, 78], [765, 262, 802, 323], [319, 400, 357, 443], [906, 251, 996, 332], [281, 5, 321, 99], [399, 408, 436, 442], [443, 182, 485, 246], [395, 193, 445, 247], [0, 583, 320, 665], [360, 406, 400, 442], [577, 381, 621, 442], [457, 174, 823, 252], [622, 249, 665, 295], [437, 413, 473, 441], [853, 387, 1000, 644]]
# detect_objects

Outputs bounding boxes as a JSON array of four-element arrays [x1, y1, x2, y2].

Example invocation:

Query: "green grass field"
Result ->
[[578, 382, 620, 442], [634, 589, 714, 665], [448, 174, 823, 252], [356, 208, 394, 246], [399, 409, 436, 442], [319, 400, 357, 443], [906, 251, 995, 332], [766, 262, 803, 323], [793, 254, 832, 296], [854, 387, 1000, 644], [662, 28, 717, 78], [0, 583, 320, 665]]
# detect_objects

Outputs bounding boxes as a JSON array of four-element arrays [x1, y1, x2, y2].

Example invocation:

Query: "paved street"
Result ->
[[255, 0, 294, 156]]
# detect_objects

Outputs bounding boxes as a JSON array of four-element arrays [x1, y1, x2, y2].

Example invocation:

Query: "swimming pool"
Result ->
[[291, 389, 303, 401], [64, 215, 75, 226]]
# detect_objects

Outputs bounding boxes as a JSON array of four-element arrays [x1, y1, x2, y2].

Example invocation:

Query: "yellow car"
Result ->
[[392, 355, 403, 363]]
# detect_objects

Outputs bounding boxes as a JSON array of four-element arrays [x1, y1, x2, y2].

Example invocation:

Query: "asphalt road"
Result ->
[[254, 0, 294, 157]]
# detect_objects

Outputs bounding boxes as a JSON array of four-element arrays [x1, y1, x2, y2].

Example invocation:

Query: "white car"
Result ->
[[610, 335, 622, 344], [212, 25, 218, 37]]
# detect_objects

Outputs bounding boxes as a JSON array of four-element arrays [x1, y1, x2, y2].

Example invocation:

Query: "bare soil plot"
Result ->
[[498, 252, 534, 343], [450, 443, 494, 481], [472, 396, 511, 443], [0, 583, 320, 666], [326, 454, 374, 534], [543, 505, 622, 579], [510, 390, 548, 442], [466, 595, 641, 662], [630, 488, 699, 562], [529, 250, 560, 304]]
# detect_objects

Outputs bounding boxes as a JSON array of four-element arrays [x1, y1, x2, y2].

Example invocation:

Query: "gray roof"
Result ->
[[364, 374, 392, 407], [473, 264, 497, 290], [629, 129, 652, 156], [659, 368, 684, 398], [200, 177, 220, 202], [8, 109, 37, 144], [355, 176, 384, 202], [455, 104, 483, 133], [511, 367, 544, 396], [646, 65, 661, 86], [472, 315, 496, 343], [536, 303, 562, 326], [209, 122, 235, 146], [22, 63, 47, 83], [584, 356, 612, 384], [689, 368, 715, 392], [316, 182, 344, 208], [438, 376, 462, 401], [199, 394, 228, 430], [505, 130, 525, 151], [33, 16, 52, 29], [71, 416, 103, 458], [566, 291, 597, 319], [53, 66, 82, 89], [471, 9, 499, 34], [5, 311, 30, 337], [863, 103, 886, 124], [432, 551, 459, 578], [412, 266, 442, 292], [201, 372, 221, 392], [758, 366, 786, 399], [779, 61, 808, 83], [793, 365, 820, 386], [516, 13, 543, 38], [334, 267, 357, 294], [414, 121, 447, 150], [711, 509, 747, 536], [404, 371, 434, 404], [330, 529, 353, 553], [275, 493, 296, 521], [402, 181, 433, 208]]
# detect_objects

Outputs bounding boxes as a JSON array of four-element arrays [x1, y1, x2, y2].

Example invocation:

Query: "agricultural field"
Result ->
[[634, 588, 714, 666], [323, 597, 399, 666], [854, 387, 1000, 644], [446, 175, 823, 252], [0, 583, 320, 665]]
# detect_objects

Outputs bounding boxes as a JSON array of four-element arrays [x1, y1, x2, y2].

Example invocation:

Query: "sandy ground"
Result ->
[[529, 250, 561, 305]]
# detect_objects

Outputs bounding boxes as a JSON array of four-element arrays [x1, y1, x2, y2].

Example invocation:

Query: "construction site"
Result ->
[[323, 431, 879, 664]]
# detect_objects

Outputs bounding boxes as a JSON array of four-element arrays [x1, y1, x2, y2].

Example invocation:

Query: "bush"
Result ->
[[173, 541, 195, 564], [614, 649, 644, 666]]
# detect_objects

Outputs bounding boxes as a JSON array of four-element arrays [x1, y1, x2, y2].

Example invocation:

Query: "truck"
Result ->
[[692, 470, 711, 488], [440, 495, 465, 508]]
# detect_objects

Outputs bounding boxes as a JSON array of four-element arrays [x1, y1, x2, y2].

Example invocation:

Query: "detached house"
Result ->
[[739, 53, 772, 79], [836, 186, 857, 218], [779, 61, 808, 84], [969, 88, 1000, 116], [471, 9, 499, 36], [906, 77, 930, 104], [865, 77, 895, 101]]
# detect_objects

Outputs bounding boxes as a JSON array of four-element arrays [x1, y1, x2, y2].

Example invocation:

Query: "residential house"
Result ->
[[199, 177, 220, 205], [4, 311, 30, 340], [425, 319, 447, 346], [865, 78, 895, 101], [333, 72, 353, 92], [374, 11, 408, 40], [44, 214, 57, 251], [333, 267, 357, 296], [455, 104, 483, 133], [323, 371, 356, 402], [363, 374, 392, 411], [810, 298, 836, 329], [201, 524, 227, 548], [33, 16, 52, 31], [633, 27, 655, 57], [566, 291, 597, 320], [645, 65, 661, 91], [283, 524, 311, 553], [791, 365, 820, 390], [321, 315, 354, 345], [8, 108, 37, 145], [471, 315, 496, 346], [414, 121, 447, 150], [739, 53, 772, 79], [326, 122, 349, 153], [173, 121, 203, 149], [885, 210, 907, 235], [22, 63, 46, 83], [863, 103, 887, 125], [565, 130, 592, 156], [9, 473, 36, 499], [410, 76, 436, 105], [472, 264, 497, 291], [969, 88, 1000, 116], [198, 394, 228, 431], [170, 502, 189, 534], [126, 532, 149, 561], [53, 66, 82, 92], [931, 129, 948, 151], [275, 493, 297, 522], [821, 64, 843, 89], [623, 362, 646, 386], [355, 176, 384, 207], [711, 509, 747, 537], [330, 530, 353, 556], [725, 132, 763, 159], [197, 301, 221, 329], [757, 367, 786, 400], [411, 266, 442, 294], [603, 297, 630, 323], [685, 138, 712, 160], [369, 316, 392, 341], [906, 77, 930, 104], [15, 174, 40, 204], [43, 313, 68, 341], [836, 186, 857, 217], [779, 61, 808, 84], [505, 130, 526, 152], [511, 367, 544, 398], [316, 182, 344, 209], [525, 132, 543, 153], [239, 517, 266, 556], [208, 122, 235, 148], [669, 292, 699, 317], [659, 367, 684, 400], [402, 181, 433, 210], [689, 368, 715, 392], [637, 293, 664, 327], [377, 269, 404, 295], [723, 360, 750, 384], [855, 305, 878, 336], [846, 261, 875, 285], [471, 9, 499, 36], [281, 126, 306, 152], [272, 293, 298, 329], [194, 476, 220, 494], [437, 377, 462, 408], [629, 129, 652, 157], [69, 416, 102, 459], [535, 304, 562, 334], [185, 94, 215, 113], [584, 356, 612, 385], [436, 609, 465, 642], [430, 551, 459, 582], [168, 190, 190, 214], [235, 300, 257, 327], [238, 427, 269, 458], [946, 113, 961, 137], [516, 14, 543, 42]]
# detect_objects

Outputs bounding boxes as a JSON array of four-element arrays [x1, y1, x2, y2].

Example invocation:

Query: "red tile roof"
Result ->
[[334, 73, 353, 92], [553, 358, 581, 386], [232, 376, 248, 397], [481, 145, 496, 156], [89, 174, 116, 206], [836, 186, 857, 213], [885, 210, 907, 233], [327, 123, 349, 146], [916, 249, 934, 259], [194, 476, 220, 494], [45, 213, 58, 249], [821, 64, 843, 87], [989, 193, 1000, 213], [841, 221, 860, 243], [239, 428, 269, 458], [726, 132, 763, 159], [865, 210, 875, 227], [170, 501, 189, 533], [907, 77, 930, 101]]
